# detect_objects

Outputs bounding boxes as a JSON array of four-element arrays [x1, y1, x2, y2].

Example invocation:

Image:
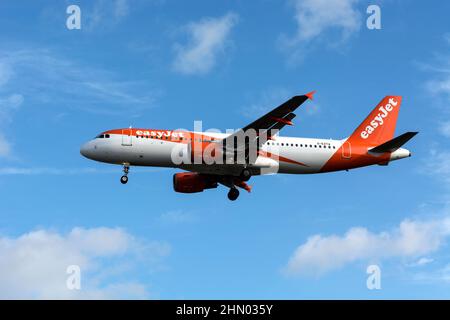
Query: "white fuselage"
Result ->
[[80, 131, 348, 175]]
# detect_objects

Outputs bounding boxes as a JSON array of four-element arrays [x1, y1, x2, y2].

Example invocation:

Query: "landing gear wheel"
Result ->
[[227, 187, 240, 201], [120, 163, 130, 184], [120, 175, 128, 184], [240, 169, 251, 181]]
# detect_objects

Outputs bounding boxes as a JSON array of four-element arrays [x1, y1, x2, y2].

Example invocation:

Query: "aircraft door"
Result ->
[[341, 141, 351, 159], [121, 128, 133, 146]]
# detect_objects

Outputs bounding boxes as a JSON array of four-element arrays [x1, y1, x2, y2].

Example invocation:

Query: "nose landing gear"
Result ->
[[227, 187, 240, 201], [120, 163, 130, 184]]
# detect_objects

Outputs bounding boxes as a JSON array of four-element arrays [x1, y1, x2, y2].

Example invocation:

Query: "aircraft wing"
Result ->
[[222, 91, 315, 152]]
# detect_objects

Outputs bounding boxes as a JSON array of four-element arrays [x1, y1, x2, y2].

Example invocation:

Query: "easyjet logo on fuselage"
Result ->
[[360, 97, 398, 139], [135, 130, 185, 139]]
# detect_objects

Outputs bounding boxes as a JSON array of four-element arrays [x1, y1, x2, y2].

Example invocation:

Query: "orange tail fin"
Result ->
[[348, 96, 402, 146]]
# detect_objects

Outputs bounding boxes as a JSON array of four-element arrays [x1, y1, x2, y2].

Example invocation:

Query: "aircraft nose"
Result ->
[[80, 141, 94, 159]]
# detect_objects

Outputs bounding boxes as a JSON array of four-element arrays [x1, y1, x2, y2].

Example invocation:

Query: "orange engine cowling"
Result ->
[[173, 172, 218, 193]]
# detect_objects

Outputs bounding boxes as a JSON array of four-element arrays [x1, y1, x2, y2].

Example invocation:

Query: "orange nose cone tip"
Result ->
[[305, 90, 316, 100]]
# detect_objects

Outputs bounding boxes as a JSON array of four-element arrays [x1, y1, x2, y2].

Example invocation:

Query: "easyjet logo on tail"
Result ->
[[360, 97, 399, 139]]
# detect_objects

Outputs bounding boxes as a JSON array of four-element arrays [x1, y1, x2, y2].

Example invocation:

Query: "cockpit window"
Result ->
[[95, 133, 111, 139]]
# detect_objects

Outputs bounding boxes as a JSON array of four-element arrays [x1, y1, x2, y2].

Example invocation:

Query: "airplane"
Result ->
[[80, 91, 417, 201]]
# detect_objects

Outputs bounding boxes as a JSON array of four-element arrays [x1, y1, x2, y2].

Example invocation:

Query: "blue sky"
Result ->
[[1, 0, 450, 299]]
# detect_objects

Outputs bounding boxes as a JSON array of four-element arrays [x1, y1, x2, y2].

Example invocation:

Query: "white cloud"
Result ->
[[84, 0, 132, 30], [114, 0, 130, 18], [0, 93, 24, 121], [0, 94, 24, 158], [173, 13, 238, 75], [424, 150, 450, 185], [159, 210, 195, 224], [280, 0, 362, 63], [427, 77, 450, 101], [0, 227, 170, 299], [0, 48, 158, 115], [284, 216, 450, 276], [424, 41, 450, 103], [444, 33, 450, 45], [0, 61, 12, 87], [439, 121, 450, 137], [0, 134, 11, 157], [413, 264, 450, 284], [0, 59, 23, 158], [409, 257, 434, 267], [289, 0, 362, 42], [421, 38, 450, 185]]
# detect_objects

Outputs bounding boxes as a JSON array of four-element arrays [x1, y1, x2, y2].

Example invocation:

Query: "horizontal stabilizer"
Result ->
[[369, 132, 418, 154]]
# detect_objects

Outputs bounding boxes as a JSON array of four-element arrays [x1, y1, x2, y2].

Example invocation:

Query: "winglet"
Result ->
[[305, 90, 316, 100]]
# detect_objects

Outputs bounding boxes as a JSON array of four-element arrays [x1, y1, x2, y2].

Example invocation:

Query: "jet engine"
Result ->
[[173, 172, 218, 193]]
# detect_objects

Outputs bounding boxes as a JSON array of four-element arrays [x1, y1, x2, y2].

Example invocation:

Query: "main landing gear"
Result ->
[[227, 187, 240, 201], [120, 163, 130, 184], [224, 172, 252, 201]]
